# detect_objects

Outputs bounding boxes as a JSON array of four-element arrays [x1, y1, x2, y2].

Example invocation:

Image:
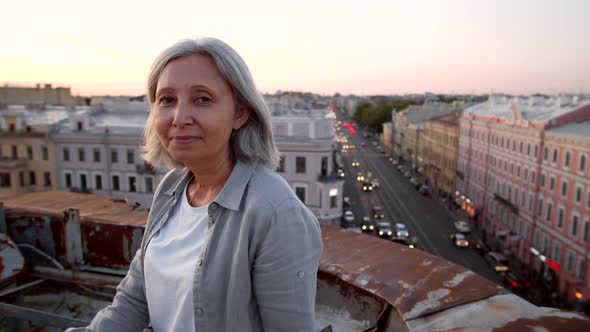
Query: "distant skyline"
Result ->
[[1, 0, 589, 96]]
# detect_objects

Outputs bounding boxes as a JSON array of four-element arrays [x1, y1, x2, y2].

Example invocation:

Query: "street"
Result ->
[[339, 126, 504, 286]]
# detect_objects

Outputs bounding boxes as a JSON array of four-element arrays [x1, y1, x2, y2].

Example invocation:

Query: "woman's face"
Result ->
[[153, 55, 250, 167]]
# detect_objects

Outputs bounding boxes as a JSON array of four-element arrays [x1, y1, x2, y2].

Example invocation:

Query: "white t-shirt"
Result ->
[[145, 183, 209, 332]]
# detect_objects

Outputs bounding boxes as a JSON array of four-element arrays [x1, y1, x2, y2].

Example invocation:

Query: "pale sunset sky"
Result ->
[[1, 0, 588, 96]]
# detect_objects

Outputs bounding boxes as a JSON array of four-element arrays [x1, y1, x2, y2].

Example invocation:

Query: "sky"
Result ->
[[1, 0, 589, 96]]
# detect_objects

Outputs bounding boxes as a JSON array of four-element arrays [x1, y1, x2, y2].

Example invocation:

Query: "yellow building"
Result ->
[[0, 107, 63, 193], [402, 123, 424, 172], [422, 112, 460, 197]]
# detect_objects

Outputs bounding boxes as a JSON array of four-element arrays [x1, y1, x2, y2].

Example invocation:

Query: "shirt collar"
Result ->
[[163, 161, 256, 211]]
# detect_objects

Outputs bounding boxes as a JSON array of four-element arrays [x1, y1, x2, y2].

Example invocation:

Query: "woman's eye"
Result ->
[[158, 96, 175, 106], [195, 96, 211, 103]]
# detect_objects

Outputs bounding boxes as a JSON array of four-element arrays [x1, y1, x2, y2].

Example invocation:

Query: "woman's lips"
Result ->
[[172, 136, 201, 143]]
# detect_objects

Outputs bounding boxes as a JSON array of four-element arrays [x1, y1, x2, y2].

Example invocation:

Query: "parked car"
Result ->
[[392, 159, 399, 166], [371, 178, 381, 189], [397, 165, 405, 171], [361, 216, 374, 233], [502, 272, 529, 293], [377, 222, 393, 239], [372, 205, 385, 219], [337, 169, 345, 178], [484, 252, 510, 273], [394, 223, 409, 238], [450, 233, 469, 247], [356, 172, 365, 182], [343, 196, 351, 208], [343, 210, 355, 224], [418, 185, 432, 196], [391, 236, 415, 249], [351, 160, 360, 167], [454, 220, 472, 233], [409, 177, 420, 187], [403, 171, 412, 178], [361, 142, 367, 147], [362, 179, 373, 192], [472, 239, 491, 255]]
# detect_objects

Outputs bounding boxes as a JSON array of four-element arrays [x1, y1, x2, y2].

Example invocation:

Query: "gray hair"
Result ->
[[143, 37, 279, 170]]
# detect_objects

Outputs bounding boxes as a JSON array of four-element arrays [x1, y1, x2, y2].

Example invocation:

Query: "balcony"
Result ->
[[0, 191, 588, 330], [494, 193, 519, 214]]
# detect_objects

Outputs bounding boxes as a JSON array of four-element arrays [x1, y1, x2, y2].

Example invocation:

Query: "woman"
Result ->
[[69, 38, 322, 331]]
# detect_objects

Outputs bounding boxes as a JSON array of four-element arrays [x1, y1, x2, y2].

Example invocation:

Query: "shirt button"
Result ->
[[210, 203, 217, 210], [197, 258, 203, 266], [195, 308, 204, 317], [207, 216, 214, 224], [298, 271, 305, 278]]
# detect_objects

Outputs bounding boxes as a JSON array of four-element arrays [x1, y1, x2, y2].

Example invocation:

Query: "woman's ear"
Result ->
[[233, 106, 251, 130]]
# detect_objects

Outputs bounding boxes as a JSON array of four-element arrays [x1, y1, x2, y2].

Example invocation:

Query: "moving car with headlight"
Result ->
[[377, 222, 393, 239], [336, 169, 345, 178], [454, 220, 471, 233], [356, 172, 365, 182], [351, 160, 360, 167], [343, 210, 355, 224], [450, 233, 469, 247], [394, 223, 409, 238], [371, 178, 380, 189], [362, 179, 373, 192], [361, 216, 374, 233], [391, 237, 415, 249], [484, 252, 510, 273], [372, 205, 384, 219]]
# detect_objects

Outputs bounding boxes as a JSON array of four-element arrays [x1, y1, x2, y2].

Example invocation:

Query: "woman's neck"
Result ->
[[186, 157, 235, 207]]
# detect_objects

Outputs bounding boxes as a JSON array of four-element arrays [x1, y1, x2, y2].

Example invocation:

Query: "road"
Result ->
[[339, 124, 503, 286]]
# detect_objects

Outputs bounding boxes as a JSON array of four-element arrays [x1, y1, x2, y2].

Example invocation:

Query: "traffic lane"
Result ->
[[340, 151, 369, 227]]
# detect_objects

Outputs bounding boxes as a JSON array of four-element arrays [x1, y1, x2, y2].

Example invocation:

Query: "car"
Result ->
[[409, 177, 419, 186], [472, 239, 491, 255], [356, 172, 365, 182], [351, 160, 360, 167], [377, 222, 393, 239], [454, 220, 472, 233], [372, 206, 384, 219], [371, 178, 381, 189], [361, 216, 374, 233], [391, 236, 415, 249], [343, 210, 355, 224], [336, 169, 345, 178], [392, 159, 399, 166], [362, 179, 373, 192], [484, 251, 510, 273], [450, 233, 469, 247], [361, 142, 367, 147], [502, 272, 529, 293], [403, 171, 412, 178], [418, 185, 432, 196], [396, 164, 405, 171], [394, 223, 409, 238]]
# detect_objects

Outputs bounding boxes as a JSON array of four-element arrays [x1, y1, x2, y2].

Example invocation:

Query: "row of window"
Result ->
[[63, 172, 153, 193], [543, 146, 587, 173], [534, 230, 586, 279], [63, 147, 136, 164], [276, 156, 330, 176], [0, 171, 52, 188], [0, 145, 49, 161]]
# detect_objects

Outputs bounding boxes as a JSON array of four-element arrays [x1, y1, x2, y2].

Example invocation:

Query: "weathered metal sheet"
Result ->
[[320, 226, 507, 321], [81, 222, 144, 268], [0, 232, 24, 286]]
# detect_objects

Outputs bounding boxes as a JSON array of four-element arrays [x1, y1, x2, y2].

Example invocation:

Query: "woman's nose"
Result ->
[[172, 102, 194, 127]]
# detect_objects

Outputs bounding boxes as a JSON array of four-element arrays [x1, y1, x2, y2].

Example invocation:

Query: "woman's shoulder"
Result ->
[[247, 164, 298, 208]]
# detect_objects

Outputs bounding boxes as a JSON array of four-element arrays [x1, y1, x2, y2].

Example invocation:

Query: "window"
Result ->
[[80, 174, 87, 190], [111, 149, 118, 163], [129, 176, 137, 192], [93, 148, 101, 162], [546, 202, 552, 222], [127, 149, 134, 164], [78, 148, 85, 162], [561, 180, 568, 197], [112, 175, 120, 191], [557, 208, 565, 228], [580, 155, 587, 173], [65, 173, 72, 188], [295, 156, 306, 173], [295, 186, 306, 203], [507, 139, 511, 150], [19, 172, 24, 186], [567, 252, 574, 273], [519, 142, 523, 153], [537, 198, 543, 216], [550, 176, 555, 191], [543, 146, 548, 160], [540, 173, 545, 187], [0, 173, 11, 187], [63, 147, 70, 161], [321, 157, 328, 176], [524, 168, 528, 181], [277, 156, 285, 172], [42, 146, 48, 161], [531, 171, 535, 184], [512, 140, 516, 151], [29, 171, 36, 186], [95, 175, 103, 190], [572, 214, 579, 237], [576, 186, 582, 203], [12, 145, 17, 159], [552, 149, 558, 163], [534, 145, 538, 158], [521, 190, 526, 207], [565, 151, 571, 168], [43, 172, 51, 186], [145, 177, 153, 193], [527, 143, 531, 155], [528, 193, 533, 212], [517, 165, 521, 177], [27, 146, 33, 160], [552, 241, 560, 261], [583, 221, 589, 242], [329, 189, 337, 208], [577, 259, 585, 280]]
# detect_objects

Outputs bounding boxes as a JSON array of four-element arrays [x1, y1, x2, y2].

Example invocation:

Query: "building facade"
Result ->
[[0, 84, 80, 106], [456, 95, 590, 303], [423, 112, 460, 197]]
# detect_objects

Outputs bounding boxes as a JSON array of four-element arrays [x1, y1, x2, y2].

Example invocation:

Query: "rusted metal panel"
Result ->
[[0, 232, 24, 287], [81, 222, 144, 268], [319, 226, 507, 321]]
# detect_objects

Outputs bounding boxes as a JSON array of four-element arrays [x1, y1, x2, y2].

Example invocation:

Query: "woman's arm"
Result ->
[[252, 198, 323, 332], [66, 249, 149, 332]]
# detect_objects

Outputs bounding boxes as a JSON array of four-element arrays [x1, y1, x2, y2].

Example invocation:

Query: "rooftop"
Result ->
[[546, 119, 590, 139]]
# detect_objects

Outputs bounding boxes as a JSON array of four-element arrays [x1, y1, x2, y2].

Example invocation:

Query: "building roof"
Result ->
[[465, 95, 590, 123], [546, 119, 590, 140]]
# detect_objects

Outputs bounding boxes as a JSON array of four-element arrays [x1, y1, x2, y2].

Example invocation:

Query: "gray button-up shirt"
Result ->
[[68, 161, 323, 331]]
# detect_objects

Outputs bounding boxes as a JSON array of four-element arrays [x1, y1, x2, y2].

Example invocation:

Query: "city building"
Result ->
[[0, 105, 68, 194], [381, 122, 392, 156], [0, 83, 81, 106], [423, 112, 460, 197], [456, 94, 590, 303], [268, 96, 344, 224]]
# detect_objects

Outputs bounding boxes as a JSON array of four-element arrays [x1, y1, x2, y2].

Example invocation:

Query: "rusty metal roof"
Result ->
[[0, 191, 147, 226]]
